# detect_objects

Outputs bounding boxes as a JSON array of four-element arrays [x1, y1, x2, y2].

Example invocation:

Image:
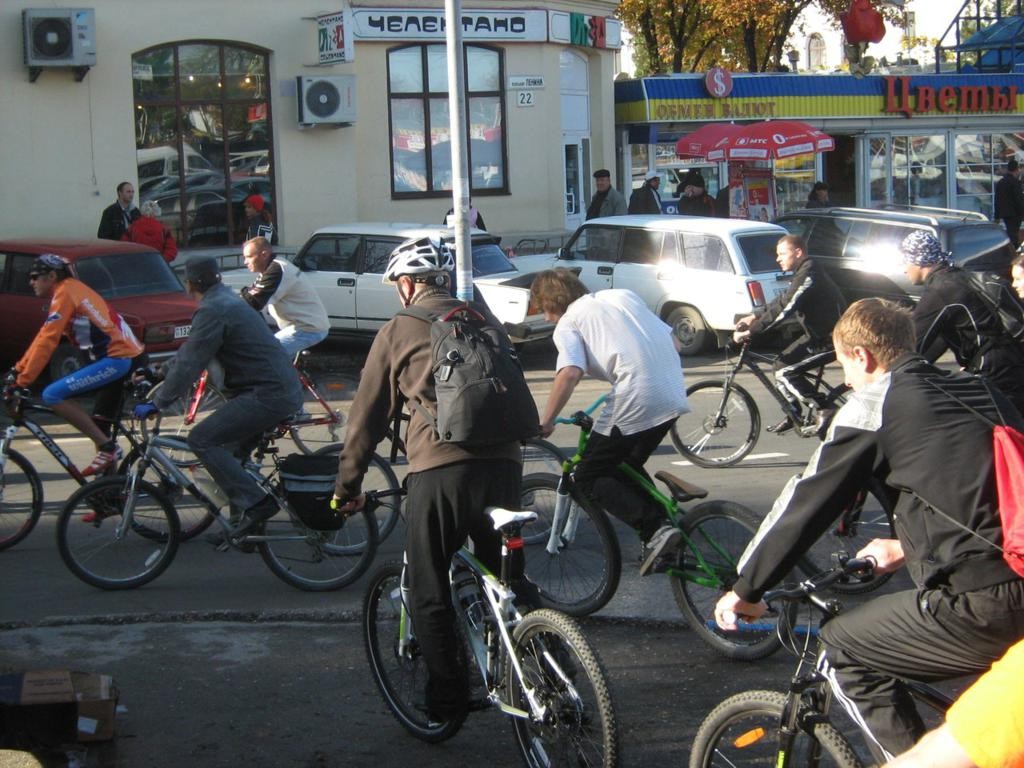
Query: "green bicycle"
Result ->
[[522, 395, 783, 661]]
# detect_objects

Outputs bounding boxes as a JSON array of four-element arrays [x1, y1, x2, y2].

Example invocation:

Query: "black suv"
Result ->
[[775, 206, 1013, 303]]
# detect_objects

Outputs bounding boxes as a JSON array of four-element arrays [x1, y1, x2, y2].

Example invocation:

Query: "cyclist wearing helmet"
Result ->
[[902, 230, 1024, 413], [331, 236, 533, 726], [5, 253, 145, 475]]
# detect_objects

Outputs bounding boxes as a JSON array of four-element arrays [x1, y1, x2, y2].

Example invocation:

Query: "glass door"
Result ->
[[563, 136, 590, 231]]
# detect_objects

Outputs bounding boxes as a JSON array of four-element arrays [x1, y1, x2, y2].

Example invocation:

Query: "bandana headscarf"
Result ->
[[901, 230, 950, 267]]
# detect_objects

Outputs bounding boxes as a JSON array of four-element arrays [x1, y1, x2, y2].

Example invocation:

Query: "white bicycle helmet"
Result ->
[[383, 237, 455, 283]]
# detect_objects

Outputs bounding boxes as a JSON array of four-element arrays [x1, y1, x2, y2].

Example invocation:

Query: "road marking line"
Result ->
[[672, 451, 789, 466]]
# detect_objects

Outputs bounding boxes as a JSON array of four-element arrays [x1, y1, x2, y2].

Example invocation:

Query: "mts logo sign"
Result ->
[[883, 76, 1019, 117]]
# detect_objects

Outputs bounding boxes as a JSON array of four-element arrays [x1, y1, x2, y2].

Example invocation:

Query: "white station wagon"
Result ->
[[513, 215, 792, 355], [220, 223, 552, 342]]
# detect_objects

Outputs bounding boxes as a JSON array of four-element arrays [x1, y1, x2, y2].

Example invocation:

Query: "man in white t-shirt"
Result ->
[[240, 236, 330, 357], [530, 268, 690, 575]]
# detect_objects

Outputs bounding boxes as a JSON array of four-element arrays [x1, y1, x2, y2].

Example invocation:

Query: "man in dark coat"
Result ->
[[994, 158, 1024, 249], [628, 171, 662, 215], [97, 181, 140, 241]]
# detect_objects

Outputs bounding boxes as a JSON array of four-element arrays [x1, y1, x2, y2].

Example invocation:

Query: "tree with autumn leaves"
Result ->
[[618, 0, 904, 74]]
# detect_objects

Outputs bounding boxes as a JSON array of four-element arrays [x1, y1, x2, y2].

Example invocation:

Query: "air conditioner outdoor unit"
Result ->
[[297, 75, 357, 126], [23, 8, 96, 81]]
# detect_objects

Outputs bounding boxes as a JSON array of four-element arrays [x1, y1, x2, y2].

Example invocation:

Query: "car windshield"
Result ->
[[75, 251, 185, 299], [736, 233, 785, 273], [468, 242, 517, 276]]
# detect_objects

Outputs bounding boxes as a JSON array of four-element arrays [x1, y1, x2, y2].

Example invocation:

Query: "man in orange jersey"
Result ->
[[6, 254, 145, 474]]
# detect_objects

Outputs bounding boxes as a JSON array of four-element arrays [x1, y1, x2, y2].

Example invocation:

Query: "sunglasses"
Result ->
[[28, 273, 45, 281]]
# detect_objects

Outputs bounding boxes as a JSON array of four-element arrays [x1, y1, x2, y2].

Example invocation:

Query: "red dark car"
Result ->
[[0, 239, 196, 379]]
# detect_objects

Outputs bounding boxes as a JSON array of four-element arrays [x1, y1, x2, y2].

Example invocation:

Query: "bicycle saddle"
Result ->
[[654, 471, 708, 503], [487, 507, 538, 532]]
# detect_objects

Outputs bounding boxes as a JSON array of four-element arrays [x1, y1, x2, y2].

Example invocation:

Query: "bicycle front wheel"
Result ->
[[0, 449, 43, 551], [508, 608, 619, 768], [671, 380, 760, 468], [314, 444, 402, 542], [258, 504, 378, 591], [362, 563, 464, 743], [117, 447, 216, 541], [521, 475, 622, 618], [672, 501, 783, 661], [57, 477, 180, 590], [689, 690, 863, 768], [520, 438, 566, 478]]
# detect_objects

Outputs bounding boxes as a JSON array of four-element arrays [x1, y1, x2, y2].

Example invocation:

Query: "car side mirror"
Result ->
[[557, 246, 570, 260]]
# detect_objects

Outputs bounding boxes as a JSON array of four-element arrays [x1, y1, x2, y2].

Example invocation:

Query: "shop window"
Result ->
[[387, 44, 507, 197], [132, 42, 273, 248]]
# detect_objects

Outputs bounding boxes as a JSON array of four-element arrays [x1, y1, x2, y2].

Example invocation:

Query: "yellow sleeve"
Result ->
[[946, 640, 1024, 768], [15, 287, 73, 386]]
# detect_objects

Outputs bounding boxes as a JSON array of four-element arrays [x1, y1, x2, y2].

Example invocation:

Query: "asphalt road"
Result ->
[[0, 339, 933, 767]]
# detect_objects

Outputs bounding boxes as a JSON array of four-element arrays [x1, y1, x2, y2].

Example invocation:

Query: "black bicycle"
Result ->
[[671, 340, 850, 468], [689, 556, 953, 768]]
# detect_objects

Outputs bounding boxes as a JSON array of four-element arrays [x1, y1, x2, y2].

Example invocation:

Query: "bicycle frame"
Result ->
[[393, 543, 550, 722], [544, 394, 737, 591]]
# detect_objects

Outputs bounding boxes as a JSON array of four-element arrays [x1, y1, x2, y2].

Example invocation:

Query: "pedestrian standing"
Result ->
[[124, 200, 178, 263], [628, 171, 662, 215], [994, 158, 1024, 249], [586, 169, 627, 219], [97, 181, 140, 241]]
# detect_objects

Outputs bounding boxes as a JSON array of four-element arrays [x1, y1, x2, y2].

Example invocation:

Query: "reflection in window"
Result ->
[[132, 41, 273, 248], [387, 44, 507, 197]]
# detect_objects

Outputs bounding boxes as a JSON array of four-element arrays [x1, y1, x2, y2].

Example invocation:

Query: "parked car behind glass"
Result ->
[[0, 239, 196, 378]]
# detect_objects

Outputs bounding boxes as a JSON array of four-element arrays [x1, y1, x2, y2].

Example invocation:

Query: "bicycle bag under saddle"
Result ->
[[279, 453, 346, 530], [398, 303, 540, 446]]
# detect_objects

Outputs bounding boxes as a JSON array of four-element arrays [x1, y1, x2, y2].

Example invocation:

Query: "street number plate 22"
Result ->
[[516, 91, 535, 108]]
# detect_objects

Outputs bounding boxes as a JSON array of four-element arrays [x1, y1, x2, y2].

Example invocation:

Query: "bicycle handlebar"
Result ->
[[554, 393, 608, 426], [762, 556, 875, 603]]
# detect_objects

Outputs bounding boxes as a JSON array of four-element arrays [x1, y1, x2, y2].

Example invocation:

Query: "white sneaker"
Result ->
[[639, 525, 682, 577]]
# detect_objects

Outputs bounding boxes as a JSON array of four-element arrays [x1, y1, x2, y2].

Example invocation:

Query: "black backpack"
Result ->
[[398, 303, 540, 446], [965, 270, 1024, 343]]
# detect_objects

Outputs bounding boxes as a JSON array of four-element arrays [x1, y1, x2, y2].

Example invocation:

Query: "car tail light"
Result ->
[[746, 280, 766, 307], [144, 324, 176, 344]]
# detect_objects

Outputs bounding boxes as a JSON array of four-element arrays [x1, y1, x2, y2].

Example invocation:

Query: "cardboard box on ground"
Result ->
[[0, 670, 118, 745]]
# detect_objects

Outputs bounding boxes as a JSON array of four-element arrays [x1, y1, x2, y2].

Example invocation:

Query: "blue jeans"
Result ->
[[186, 392, 298, 513], [275, 327, 328, 357]]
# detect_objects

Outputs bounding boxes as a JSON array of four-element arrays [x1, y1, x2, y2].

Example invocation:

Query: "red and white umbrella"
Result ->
[[706, 120, 835, 161], [675, 123, 743, 159]]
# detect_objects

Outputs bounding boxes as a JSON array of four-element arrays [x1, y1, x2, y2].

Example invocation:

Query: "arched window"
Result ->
[[387, 43, 507, 197], [132, 42, 273, 247], [808, 34, 827, 71]]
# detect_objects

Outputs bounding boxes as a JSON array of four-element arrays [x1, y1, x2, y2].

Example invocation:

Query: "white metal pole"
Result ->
[[445, 0, 472, 301]]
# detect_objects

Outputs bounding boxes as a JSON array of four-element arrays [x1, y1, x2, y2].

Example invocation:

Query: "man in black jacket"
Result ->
[[627, 171, 662, 215], [716, 298, 1024, 764], [733, 234, 847, 433], [96, 181, 139, 241], [901, 230, 1024, 413], [994, 158, 1024, 249]]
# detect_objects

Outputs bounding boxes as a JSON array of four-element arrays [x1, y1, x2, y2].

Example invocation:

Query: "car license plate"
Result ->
[[174, 325, 191, 339]]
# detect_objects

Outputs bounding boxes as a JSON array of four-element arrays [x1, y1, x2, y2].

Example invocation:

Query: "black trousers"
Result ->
[[818, 578, 1024, 762], [572, 420, 673, 542], [772, 340, 836, 412], [1003, 216, 1022, 249], [404, 458, 522, 720]]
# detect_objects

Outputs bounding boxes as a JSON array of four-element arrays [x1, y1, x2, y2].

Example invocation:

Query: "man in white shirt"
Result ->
[[240, 236, 330, 356], [531, 268, 689, 575]]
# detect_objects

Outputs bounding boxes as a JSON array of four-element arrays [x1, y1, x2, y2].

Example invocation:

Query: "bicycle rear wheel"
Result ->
[[0, 449, 43, 551], [521, 475, 621, 618], [671, 380, 760, 468], [313, 444, 402, 542], [672, 501, 784, 661], [258, 503, 378, 591], [57, 477, 180, 590], [689, 690, 863, 768], [362, 563, 464, 743], [508, 609, 619, 768]]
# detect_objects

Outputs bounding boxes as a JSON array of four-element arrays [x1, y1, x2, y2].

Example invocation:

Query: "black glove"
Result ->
[[3, 369, 17, 386]]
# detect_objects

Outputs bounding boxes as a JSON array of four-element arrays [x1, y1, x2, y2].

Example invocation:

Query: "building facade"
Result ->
[[2, 1, 622, 246]]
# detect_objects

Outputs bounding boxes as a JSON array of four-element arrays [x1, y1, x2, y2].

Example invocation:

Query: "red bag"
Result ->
[[994, 425, 1024, 577], [840, 0, 886, 45]]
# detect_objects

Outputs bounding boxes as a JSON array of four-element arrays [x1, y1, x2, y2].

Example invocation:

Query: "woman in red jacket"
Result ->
[[123, 200, 178, 263]]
